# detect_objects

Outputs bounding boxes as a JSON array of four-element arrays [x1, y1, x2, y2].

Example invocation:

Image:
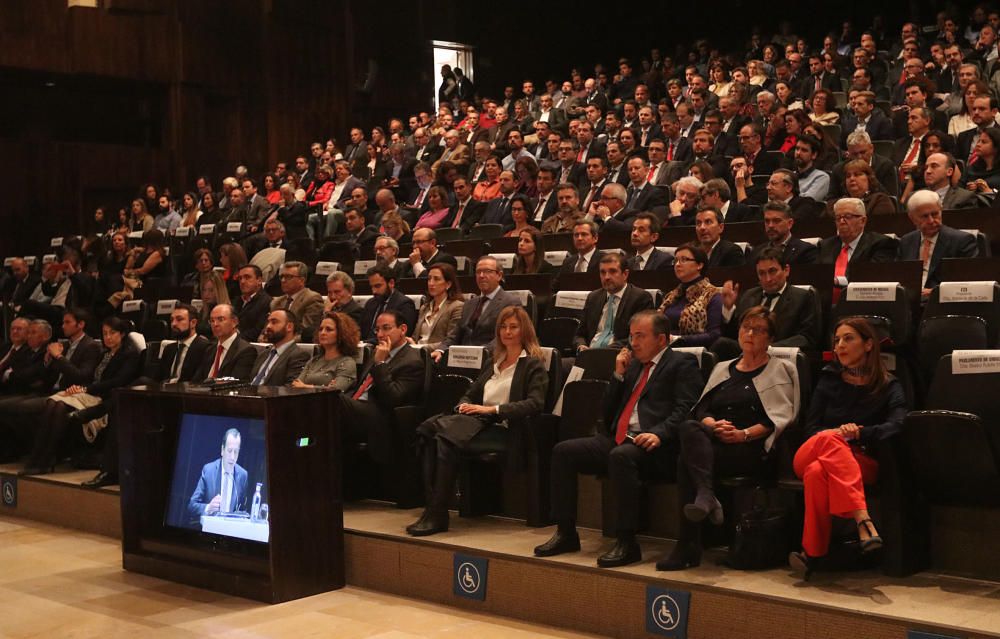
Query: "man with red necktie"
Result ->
[[534, 311, 702, 568]]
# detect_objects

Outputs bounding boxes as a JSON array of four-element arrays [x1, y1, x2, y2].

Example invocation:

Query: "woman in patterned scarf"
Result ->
[[657, 243, 722, 347]]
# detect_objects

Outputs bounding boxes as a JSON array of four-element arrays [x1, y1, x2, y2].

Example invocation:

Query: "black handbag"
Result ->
[[728, 489, 790, 570]]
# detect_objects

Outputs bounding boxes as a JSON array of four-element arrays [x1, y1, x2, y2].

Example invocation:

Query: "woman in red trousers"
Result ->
[[789, 317, 908, 579]]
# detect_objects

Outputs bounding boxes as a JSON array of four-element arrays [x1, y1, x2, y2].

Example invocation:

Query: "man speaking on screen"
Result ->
[[188, 428, 249, 522]]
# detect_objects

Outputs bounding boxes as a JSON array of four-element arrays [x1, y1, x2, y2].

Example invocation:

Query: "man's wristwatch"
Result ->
[[743, 429, 751, 442]]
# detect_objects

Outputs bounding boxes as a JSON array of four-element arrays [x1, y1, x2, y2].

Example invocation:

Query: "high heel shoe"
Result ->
[[788, 551, 815, 581], [857, 518, 883, 553]]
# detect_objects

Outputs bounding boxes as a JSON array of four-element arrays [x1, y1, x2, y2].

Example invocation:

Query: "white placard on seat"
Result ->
[[540, 346, 554, 371], [191, 299, 204, 312], [122, 300, 143, 313], [23, 256, 36, 266], [767, 346, 800, 360], [672, 346, 705, 367], [553, 290, 589, 310], [455, 255, 469, 271], [315, 261, 339, 276], [552, 366, 585, 417], [353, 259, 377, 276], [50, 237, 63, 247], [42, 254, 56, 264], [3, 257, 15, 267], [174, 226, 190, 237], [127, 231, 143, 240], [406, 294, 424, 308], [655, 246, 678, 257], [644, 288, 661, 304], [544, 250, 568, 267], [156, 299, 179, 315], [952, 350, 1000, 374], [491, 253, 515, 269], [509, 289, 531, 306], [801, 237, 821, 246], [353, 295, 373, 308], [226, 222, 242, 233], [844, 282, 897, 302], [939, 281, 996, 303], [448, 345, 485, 370], [199, 224, 215, 235]]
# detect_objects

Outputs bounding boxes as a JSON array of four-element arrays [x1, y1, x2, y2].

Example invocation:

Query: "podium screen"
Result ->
[[164, 413, 270, 544]]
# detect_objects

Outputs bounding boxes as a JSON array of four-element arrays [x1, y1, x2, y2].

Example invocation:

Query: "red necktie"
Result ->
[[646, 164, 657, 183], [352, 373, 374, 400], [666, 142, 674, 161], [832, 244, 850, 303], [615, 362, 654, 444], [451, 202, 465, 228], [414, 188, 426, 207], [209, 344, 224, 378], [899, 138, 921, 182]]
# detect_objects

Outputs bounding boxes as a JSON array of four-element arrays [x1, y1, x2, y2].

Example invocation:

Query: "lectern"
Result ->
[[116, 384, 344, 603]]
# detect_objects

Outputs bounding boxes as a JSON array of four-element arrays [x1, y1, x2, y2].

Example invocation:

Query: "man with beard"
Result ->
[[248, 310, 310, 386], [146, 304, 211, 383]]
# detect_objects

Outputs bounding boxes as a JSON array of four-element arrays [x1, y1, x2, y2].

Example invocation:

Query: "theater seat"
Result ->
[[917, 315, 988, 388], [924, 281, 1000, 347], [538, 317, 581, 357], [832, 282, 911, 346], [671, 346, 718, 383], [575, 347, 619, 380], [466, 224, 504, 240]]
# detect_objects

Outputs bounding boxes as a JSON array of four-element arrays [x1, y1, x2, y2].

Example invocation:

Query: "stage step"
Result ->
[[0, 465, 120, 539], [342, 502, 1000, 639]]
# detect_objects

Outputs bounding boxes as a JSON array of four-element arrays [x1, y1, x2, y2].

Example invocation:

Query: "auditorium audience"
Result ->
[[826, 160, 898, 216], [194, 304, 256, 381], [269, 261, 325, 340], [789, 317, 906, 579], [574, 253, 653, 353], [511, 227, 555, 275], [325, 271, 364, 328], [660, 306, 798, 570], [247, 310, 310, 386], [360, 264, 418, 343], [898, 189, 979, 296], [409, 305, 547, 536], [292, 311, 360, 391]]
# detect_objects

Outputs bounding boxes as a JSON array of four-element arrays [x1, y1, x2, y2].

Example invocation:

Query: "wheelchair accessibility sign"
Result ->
[[646, 585, 690, 637], [1, 475, 16, 508], [453, 553, 488, 601]]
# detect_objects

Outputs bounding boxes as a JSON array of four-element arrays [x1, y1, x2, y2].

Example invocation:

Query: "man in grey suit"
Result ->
[[248, 310, 311, 386], [716, 248, 821, 358], [431, 255, 521, 362], [923, 152, 984, 210], [898, 190, 979, 296], [188, 427, 249, 523], [242, 177, 273, 232]]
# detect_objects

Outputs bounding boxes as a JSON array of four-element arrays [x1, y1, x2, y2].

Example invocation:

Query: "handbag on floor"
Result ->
[[728, 489, 790, 570]]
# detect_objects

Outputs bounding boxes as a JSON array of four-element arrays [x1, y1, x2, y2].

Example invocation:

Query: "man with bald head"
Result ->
[[195, 304, 256, 381], [5, 258, 39, 306]]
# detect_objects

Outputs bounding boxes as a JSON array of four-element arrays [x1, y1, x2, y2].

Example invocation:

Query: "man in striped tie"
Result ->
[[535, 311, 702, 568]]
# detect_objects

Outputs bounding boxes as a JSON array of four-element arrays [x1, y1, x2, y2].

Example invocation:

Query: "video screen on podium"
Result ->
[[164, 413, 270, 544]]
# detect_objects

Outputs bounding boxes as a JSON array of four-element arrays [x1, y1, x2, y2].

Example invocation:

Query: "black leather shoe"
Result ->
[[597, 538, 642, 568], [534, 530, 581, 557], [405, 510, 449, 536], [81, 471, 118, 489], [656, 544, 702, 571]]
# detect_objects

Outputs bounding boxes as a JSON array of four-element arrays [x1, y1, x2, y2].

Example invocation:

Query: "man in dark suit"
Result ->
[[635, 106, 663, 148], [800, 54, 841, 99], [144, 304, 211, 383], [326, 271, 364, 328], [956, 95, 999, 164], [700, 178, 759, 223], [242, 178, 273, 232], [340, 309, 425, 464], [829, 130, 900, 198], [890, 106, 931, 185], [535, 311, 702, 567], [923, 152, 984, 210], [574, 253, 654, 353], [442, 176, 486, 232], [233, 265, 272, 343], [558, 219, 603, 276], [360, 264, 418, 342], [411, 127, 442, 166], [622, 155, 669, 217], [605, 141, 630, 185], [745, 169, 823, 220], [529, 167, 559, 224], [343, 128, 370, 169], [737, 122, 781, 177], [576, 120, 607, 162], [194, 304, 257, 381], [819, 198, 898, 297], [248, 310, 310, 385], [476, 171, 519, 230], [187, 427, 250, 522], [898, 189, 980, 296], [5, 259, 40, 306], [555, 139, 587, 192], [715, 248, 821, 358], [401, 228, 458, 278], [579, 157, 612, 213], [748, 200, 819, 265], [840, 91, 894, 144], [431, 256, 521, 362], [696, 206, 746, 268], [337, 207, 380, 255], [627, 213, 673, 272]]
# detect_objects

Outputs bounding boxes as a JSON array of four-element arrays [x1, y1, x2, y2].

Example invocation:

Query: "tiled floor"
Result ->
[[0, 516, 604, 638]]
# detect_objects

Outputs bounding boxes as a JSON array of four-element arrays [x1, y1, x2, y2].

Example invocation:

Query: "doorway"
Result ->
[[432, 41, 474, 112]]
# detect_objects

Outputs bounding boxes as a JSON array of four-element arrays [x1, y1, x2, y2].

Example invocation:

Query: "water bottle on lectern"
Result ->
[[251, 483, 262, 521]]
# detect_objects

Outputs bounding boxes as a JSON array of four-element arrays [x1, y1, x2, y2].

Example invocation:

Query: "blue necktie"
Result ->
[[592, 295, 618, 347], [252, 348, 278, 385]]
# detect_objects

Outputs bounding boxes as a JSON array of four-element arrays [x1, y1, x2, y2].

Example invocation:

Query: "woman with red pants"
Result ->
[[789, 317, 907, 579]]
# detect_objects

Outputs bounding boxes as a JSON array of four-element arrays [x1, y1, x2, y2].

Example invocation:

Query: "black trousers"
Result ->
[[0, 394, 47, 459], [675, 419, 767, 544], [549, 433, 674, 538], [420, 423, 507, 512], [339, 397, 394, 464]]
